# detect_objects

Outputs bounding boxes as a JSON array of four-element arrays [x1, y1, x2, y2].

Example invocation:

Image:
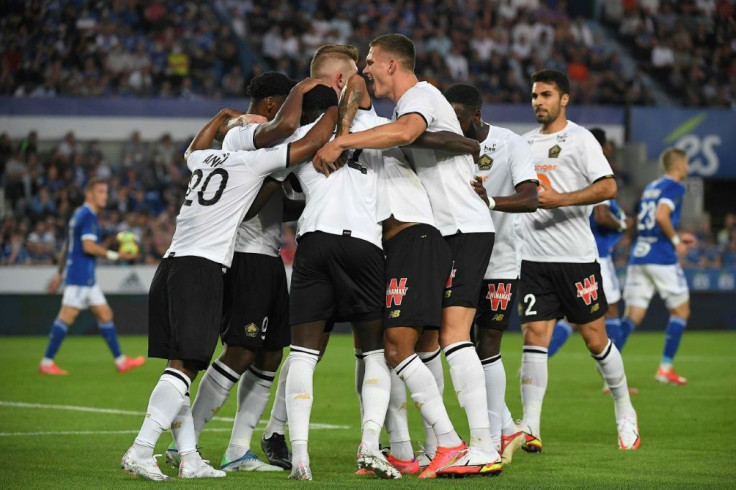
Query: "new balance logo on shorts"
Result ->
[[487, 283, 512, 311], [386, 278, 409, 308], [575, 275, 599, 305]]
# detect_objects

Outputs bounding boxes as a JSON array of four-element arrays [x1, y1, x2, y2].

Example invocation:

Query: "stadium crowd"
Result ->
[[1, 1, 732, 106], [1, 129, 734, 268]]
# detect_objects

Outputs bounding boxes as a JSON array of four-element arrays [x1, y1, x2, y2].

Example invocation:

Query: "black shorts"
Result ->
[[148, 256, 224, 370], [518, 260, 608, 325], [384, 224, 452, 329], [443, 232, 495, 309], [475, 278, 519, 331], [221, 252, 290, 351], [289, 232, 384, 325]]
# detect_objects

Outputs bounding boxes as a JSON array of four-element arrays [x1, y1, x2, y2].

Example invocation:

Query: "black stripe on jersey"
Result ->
[[591, 340, 613, 361], [395, 354, 419, 376], [420, 349, 441, 364], [247, 367, 275, 382], [523, 347, 549, 355], [514, 179, 539, 189], [285, 143, 291, 168], [212, 362, 239, 383], [163, 369, 191, 390], [481, 354, 502, 365], [444, 342, 474, 357], [397, 111, 428, 130], [592, 174, 614, 184]]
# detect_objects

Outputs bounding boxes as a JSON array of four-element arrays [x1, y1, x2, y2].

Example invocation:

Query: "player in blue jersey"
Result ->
[[39, 178, 144, 375], [621, 148, 691, 385], [548, 129, 627, 355]]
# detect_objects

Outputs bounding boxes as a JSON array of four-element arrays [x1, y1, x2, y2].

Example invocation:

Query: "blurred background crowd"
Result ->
[[0, 0, 733, 106], [0, 0, 735, 268]]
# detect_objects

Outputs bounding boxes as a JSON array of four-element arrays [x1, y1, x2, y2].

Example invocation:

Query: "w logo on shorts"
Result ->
[[386, 278, 409, 308], [575, 275, 599, 306], [487, 283, 512, 311]]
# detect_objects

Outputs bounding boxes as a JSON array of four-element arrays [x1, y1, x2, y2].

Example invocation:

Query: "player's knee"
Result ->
[[670, 302, 690, 320], [475, 328, 501, 358], [255, 349, 284, 372]]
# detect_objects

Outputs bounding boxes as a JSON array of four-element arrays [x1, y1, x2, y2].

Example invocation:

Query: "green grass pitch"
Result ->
[[1, 331, 734, 488]]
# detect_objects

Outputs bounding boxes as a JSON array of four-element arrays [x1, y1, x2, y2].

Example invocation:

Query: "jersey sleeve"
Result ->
[[395, 86, 435, 128], [659, 182, 686, 211], [78, 212, 98, 242], [580, 130, 613, 183], [230, 144, 290, 178], [507, 134, 538, 187], [222, 123, 260, 151]]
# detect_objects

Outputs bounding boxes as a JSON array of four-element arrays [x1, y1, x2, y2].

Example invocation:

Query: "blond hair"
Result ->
[[659, 148, 687, 172], [310, 45, 359, 79]]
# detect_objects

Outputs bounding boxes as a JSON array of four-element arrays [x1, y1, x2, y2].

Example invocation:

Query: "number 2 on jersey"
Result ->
[[184, 168, 229, 206], [637, 201, 657, 231]]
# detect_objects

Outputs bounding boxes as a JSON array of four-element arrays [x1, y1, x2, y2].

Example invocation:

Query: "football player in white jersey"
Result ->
[[516, 69, 639, 452], [443, 84, 539, 464], [314, 34, 502, 477], [121, 101, 339, 481], [163, 72, 302, 472]]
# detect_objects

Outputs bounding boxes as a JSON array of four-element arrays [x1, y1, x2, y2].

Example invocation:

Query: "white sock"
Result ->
[[395, 354, 461, 449], [444, 342, 495, 455], [385, 369, 413, 461], [191, 360, 240, 438], [481, 354, 506, 450], [593, 340, 636, 420], [226, 366, 275, 461], [134, 368, 190, 459], [170, 395, 198, 456], [285, 347, 320, 465], [360, 349, 390, 451], [264, 356, 290, 438], [355, 349, 365, 420], [417, 349, 442, 455], [520, 346, 548, 437], [502, 404, 516, 436]]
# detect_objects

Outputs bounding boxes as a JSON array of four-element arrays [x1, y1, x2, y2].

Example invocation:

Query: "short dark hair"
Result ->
[[370, 34, 415, 70], [444, 84, 483, 109], [589, 127, 606, 146], [531, 69, 570, 95], [246, 72, 296, 101], [302, 84, 338, 113]]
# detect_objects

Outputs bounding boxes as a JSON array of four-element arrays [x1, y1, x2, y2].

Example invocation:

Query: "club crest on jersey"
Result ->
[[575, 275, 599, 305], [386, 278, 409, 308], [487, 283, 512, 311], [244, 322, 259, 337], [548, 144, 561, 158], [478, 154, 493, 171]]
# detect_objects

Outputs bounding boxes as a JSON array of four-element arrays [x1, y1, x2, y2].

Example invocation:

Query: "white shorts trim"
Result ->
[[599, 256, 621, 304], [61, 285, 108, 310], [623, 264, 689, 310]]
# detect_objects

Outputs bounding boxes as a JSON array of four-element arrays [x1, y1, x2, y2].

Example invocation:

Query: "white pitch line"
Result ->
[[0, 428, 233, 437], [0, 401, 350, 431]]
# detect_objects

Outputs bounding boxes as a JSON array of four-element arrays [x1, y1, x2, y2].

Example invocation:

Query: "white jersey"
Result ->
[[366, 113, 435, 226], [165, 144, 289, 267], [222, 122, 292, 257], [476, 125, 537, 279], [293, 107, 382, 248], [521, 120, 613, 263], [395, 82, 494, 236]]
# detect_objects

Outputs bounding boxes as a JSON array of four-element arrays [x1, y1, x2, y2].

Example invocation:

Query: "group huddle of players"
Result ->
[[117, 33, 692, 481]]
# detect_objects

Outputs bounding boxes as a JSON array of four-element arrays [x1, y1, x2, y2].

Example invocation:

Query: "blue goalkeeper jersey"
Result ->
[[630, 176, 685, 266], [590, 199, 624, 259], [65, 204, 99, 286]]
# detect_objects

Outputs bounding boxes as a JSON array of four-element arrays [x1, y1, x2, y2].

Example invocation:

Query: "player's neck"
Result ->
[[475, 121, 490, 142], [84, 201, 100, 214], [664, 171, 683, 182], [391, 72, 419, 103], [540, 116, 568, 135]]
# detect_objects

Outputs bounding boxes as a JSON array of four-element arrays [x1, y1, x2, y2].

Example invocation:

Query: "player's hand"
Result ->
[[676, 232, 697, 257], [313, 140, 345, 176], [46, 273, 62, 294], [538, 183, 564, 209], [295, 77, 326, 94], [218, 108, 244, 120], [471, 176, 490, 206]]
